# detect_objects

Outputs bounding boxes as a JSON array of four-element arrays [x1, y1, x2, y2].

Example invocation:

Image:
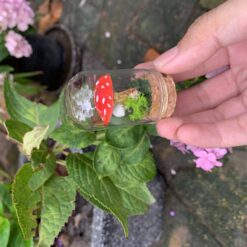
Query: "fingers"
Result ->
[[174, 68, 243, 116], [178, 113, 247, 147], [157, 112, 247, 147], [182, 90, 247, 124], [137, 48, 229, 81], [153, 0, 247, 74], [172, 48, 229, 81], [157, 87, 247, 142]]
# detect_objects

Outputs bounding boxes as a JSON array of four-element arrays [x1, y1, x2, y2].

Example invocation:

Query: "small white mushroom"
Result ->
[[113, 103, 125, 118]]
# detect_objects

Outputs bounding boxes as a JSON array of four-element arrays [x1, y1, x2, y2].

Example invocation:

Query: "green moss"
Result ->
[[124, 93, 149, 121], [131, 78, 151, 104]]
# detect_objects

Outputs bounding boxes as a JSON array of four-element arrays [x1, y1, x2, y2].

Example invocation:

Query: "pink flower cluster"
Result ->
[[0, 0, 34, 32], [5, 31, 32, 58], [170, 140, 230, 172]]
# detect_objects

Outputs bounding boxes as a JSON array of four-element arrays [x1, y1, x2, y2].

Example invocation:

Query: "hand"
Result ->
[[137, 0, 247, 148]]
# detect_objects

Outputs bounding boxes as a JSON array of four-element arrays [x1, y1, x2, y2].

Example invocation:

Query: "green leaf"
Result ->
[[5, 120, 32, 143], [200, 0, 225, 9], [23, 126, 49, 156], [0, 66, 14, 73], [8, 222, 33, 247], [13, 71, 43, 80], [0, 34, 9, 62], [145, 124, 158, 136], [0, 216, 10, 247], [66, 153, 129, 236], [0, 184, 12, 213], [14, 83, 43, 97], [106, 125, 145, 148], [28, 154, 56, 191], [4, 79, 60, 133], [94, 142, 120, 177], [38, 176, 76, 247], [31, 144, 49, 169], [0, 201, 3, 216], [118, 133, 150, 164], [110, 153, 156, 186], [115, 184, 155, 216], [51, 122, 96, 149], [12, 164, 41, 240]]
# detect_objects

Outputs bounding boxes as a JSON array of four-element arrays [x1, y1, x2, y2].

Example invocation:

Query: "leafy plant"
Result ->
[[124, 93, 149, 120], [0, 183, 33, 247], [1, 77, 157, 246]]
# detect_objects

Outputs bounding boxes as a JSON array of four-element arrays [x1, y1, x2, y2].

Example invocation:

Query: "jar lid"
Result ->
[[161, 74, 177, 118]]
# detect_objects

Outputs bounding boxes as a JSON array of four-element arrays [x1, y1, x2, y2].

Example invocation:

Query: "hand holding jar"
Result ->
[[137, 0, 247, 148]]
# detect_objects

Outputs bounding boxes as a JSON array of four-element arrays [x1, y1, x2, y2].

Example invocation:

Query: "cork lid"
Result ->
[[146, 72, 177, 120], [161, 74, 177, 118]]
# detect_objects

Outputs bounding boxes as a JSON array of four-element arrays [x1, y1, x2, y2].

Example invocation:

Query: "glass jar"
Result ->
[[64, 69, 177, 130]]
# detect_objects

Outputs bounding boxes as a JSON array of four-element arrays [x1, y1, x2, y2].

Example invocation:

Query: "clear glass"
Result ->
[[64, 69, 176, 130]]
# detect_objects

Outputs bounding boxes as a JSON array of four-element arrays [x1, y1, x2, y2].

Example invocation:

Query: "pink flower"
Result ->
[[170, 140, 188, 154], [0, 1, 16, 30], [0, 0, 34, 31], [15, 0, 34, 31], [170, 140, 230, 172], [5, 31, 32, 58]]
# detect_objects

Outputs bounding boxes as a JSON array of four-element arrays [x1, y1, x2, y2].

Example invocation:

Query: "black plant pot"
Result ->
[[9, 25, 77, 91]]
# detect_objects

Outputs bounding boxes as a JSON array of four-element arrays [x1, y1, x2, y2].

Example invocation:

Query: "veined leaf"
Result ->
[[94, 142, 120, 177], [23, 126, 49, 156], [0, 184, 12, 213], [0, 216, 10, 247], [0, 65, 14, 73], [116, 184, 155, 216], [8, 222, 33, 247], [66, 153, 129, 236], [50, 122, 95, 149], [12, 164, 41, 240], [106, 125, 145, 148], [28, 154, 56, 191], [0, 201, 3, 216], [4, 79, 60, 134], [38, 176, 76, 247], [4, 120, 31, 143], [145, 124, 158, 136], [31, 144, 49, 169], [118, 133, 150, 164], [110, 153, 156, 186]]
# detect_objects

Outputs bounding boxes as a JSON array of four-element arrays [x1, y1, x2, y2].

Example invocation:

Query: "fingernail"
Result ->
[[154, 46, 178, 68]]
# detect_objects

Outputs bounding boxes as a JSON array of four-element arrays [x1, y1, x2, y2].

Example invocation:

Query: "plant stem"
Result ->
[[0, 169, 12, 181], [56, 160, 66, 166]]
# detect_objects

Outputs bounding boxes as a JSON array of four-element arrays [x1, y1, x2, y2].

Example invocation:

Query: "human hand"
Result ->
[[137, 0, 247, 148]]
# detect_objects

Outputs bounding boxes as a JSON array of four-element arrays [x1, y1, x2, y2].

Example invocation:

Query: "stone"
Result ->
[[200, 0, 226, 9], [154, 147, 247, 247], [91, 175, 166, 247], [61, 0, 101, 45], [0, 133, 19, 178]]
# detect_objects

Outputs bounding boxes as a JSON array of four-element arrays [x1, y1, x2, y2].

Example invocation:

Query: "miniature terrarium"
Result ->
[[64, 69, 177, 130]]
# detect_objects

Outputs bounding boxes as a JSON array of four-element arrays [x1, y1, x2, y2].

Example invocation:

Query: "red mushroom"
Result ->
[[94, 74, 114, 125]]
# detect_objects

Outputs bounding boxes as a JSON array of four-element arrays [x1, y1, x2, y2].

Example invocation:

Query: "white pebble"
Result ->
[[171, 169, 177, 176], [104, 31, 111, 38], [113, 103, 125, 118]]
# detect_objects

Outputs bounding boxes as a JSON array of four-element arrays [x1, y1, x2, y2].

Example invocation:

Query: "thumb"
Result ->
[[154, 0, 247, 74]]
